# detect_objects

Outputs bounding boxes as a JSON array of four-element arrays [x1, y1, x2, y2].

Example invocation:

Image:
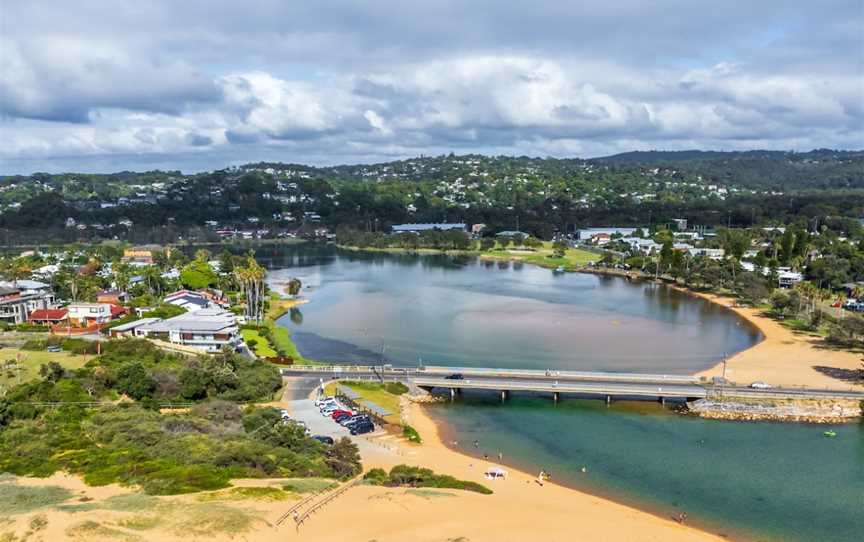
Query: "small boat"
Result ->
[[553, 265, 565, 274], [823, 430, 837, 438]]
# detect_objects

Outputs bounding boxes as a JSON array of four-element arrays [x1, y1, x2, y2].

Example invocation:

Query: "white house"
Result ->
[[688, 248, 725, 260], [135, 308, 240, 352], [66, 303, 117, 326], [778, 271, 804, 288]]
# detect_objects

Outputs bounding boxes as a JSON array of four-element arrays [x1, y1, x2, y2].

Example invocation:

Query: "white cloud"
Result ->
[[0, 0, 861, 172]]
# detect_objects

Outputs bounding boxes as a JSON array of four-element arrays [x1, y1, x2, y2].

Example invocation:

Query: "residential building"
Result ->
[[392, 223, 467, 233], [688, 247, 726, 260], [576, 228, 644, 241], [135, 308, 240, 352], [27, 309, 68, 325], [107, 317, 161, 338], [66, 303, 126, 327], [620, 237, 662, 254], [164, 290, 210, 311], [97, 289, 129, 304], [121, 244, 166, 265], [778, 271, 804, 288], [0, 283, 57, 325]]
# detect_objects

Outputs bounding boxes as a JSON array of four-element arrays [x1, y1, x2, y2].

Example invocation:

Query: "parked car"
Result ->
[[46, 345, 62, 353], [343, 416, 373, 429], [330, 409, 353, 420], [315, 396, 337, 407], [350, 422, 375, 435], [312, 435, 334, 445], [750, 381, 772, 389], [333, 413, 352, 424]]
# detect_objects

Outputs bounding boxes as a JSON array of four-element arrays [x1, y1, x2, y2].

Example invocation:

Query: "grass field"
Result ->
[[239, 329, 277, 358], [0, 347, 90, 387], [479, 243, 600, 271]]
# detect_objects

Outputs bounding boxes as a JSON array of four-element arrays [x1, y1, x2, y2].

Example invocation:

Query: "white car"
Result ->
[[750, 381, 772, 389]]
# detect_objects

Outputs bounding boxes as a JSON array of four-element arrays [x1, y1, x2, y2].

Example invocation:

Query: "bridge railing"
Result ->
[[419, 365, 699, 383]]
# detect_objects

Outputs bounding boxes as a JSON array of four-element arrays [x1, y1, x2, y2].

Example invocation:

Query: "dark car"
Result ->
[[333, 413, 352, 424], [312, 435, 335, 445], [342, 415, 371, 427], [444, 373, 464, 380], [350, 422, 375, 435]]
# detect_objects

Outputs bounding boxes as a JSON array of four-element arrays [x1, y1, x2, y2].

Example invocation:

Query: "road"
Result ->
[[280, 365, 864, 402]]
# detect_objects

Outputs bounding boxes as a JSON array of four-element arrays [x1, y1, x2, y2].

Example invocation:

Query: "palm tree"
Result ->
[[235, 253, 266, 323]]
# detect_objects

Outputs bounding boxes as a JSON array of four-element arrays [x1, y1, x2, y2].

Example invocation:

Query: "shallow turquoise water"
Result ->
[[432, 395, 864, 542]]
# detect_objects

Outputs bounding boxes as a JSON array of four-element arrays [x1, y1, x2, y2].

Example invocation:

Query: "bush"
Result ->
[[402, 424, 421, 443], [380, 465, 492, 494], [363, 468, 388, 485], [14, 323, 50, 333], [384, 381, 409, 395]]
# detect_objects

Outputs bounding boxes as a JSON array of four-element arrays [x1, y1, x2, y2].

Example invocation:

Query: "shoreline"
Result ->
[[411, 400, 743, 542], [677, 288, 863, 391]]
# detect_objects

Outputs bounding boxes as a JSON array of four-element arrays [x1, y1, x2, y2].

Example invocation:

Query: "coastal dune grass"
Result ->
[[0, 481, 73, 515]]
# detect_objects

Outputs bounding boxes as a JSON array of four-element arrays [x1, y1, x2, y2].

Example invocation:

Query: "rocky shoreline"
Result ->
[[685, 397, 862, 424]]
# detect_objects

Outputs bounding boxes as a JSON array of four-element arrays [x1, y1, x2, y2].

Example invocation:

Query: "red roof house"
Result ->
[[28, 309, 68, 325]]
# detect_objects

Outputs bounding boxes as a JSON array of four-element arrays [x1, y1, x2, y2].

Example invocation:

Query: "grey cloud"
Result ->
[[0, 0, 861, 173]]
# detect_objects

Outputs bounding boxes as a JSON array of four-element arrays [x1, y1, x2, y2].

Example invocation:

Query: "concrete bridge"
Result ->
[[280, 365, 864, 404]]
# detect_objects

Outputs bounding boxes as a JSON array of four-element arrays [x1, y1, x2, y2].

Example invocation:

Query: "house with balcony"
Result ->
[[0, 282, 57, 325], [134, 308, 240, 353], [66, 303, 127, 327]]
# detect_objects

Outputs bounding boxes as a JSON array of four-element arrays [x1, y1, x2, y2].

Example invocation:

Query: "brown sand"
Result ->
[[282, 400, 723, 542], [0, 401, 724, 542], [687, 290, 863, 390]]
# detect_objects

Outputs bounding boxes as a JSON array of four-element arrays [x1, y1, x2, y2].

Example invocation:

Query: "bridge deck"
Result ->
[[280, 365, 864, 402]]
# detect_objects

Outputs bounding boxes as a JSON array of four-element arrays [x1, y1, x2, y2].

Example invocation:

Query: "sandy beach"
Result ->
[[684, 290, 863, 390], [0, 398, 727, 542]]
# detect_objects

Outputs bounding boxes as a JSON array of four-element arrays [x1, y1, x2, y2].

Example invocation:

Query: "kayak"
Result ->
[[823, 430, 837, 438]]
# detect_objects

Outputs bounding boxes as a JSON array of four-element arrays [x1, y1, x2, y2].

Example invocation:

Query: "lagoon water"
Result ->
[[265, 245, 760, 372], [260, 244, 862, 542]]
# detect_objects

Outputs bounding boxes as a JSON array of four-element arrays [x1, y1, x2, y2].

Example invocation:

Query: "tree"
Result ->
[[218, 250, 235, 274], [116, 362, 156, 400], [39, 362, 65, 383], [235, 252, 266, 323], [659, 240, 674, 272], [479, 238, 495, 251], [552, 239, 568, 258], [180, 260, 218, 290], [326, 437, 362, 478], [286, 278, 302, 297]]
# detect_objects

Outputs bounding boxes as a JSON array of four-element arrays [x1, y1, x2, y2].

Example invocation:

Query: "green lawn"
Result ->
[[0, 347, 90, 387], [479, 243, 599, 271], [323, 380, 404, 424], [240, 329, 277, 358]]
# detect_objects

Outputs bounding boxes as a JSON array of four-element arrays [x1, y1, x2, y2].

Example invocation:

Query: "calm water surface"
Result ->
[[266, 245, 760, 372], [256, 244, 861, 542]]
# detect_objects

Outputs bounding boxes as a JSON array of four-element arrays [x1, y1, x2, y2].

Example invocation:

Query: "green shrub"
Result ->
[[373, 465, 491, 495], [363, 468, 388, 485], [402, 424, 421, 443], [385, 381, 409, 395], [15, 323, 50, 333]]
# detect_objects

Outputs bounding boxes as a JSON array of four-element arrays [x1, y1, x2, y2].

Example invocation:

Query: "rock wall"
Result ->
[[686, 397, 862, 424]]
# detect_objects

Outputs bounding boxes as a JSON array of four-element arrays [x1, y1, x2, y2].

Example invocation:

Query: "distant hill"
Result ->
[[592, 149, 864, 164]]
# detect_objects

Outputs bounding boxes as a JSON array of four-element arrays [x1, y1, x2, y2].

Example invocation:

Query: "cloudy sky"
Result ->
[[1, 0, 862, 174]]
